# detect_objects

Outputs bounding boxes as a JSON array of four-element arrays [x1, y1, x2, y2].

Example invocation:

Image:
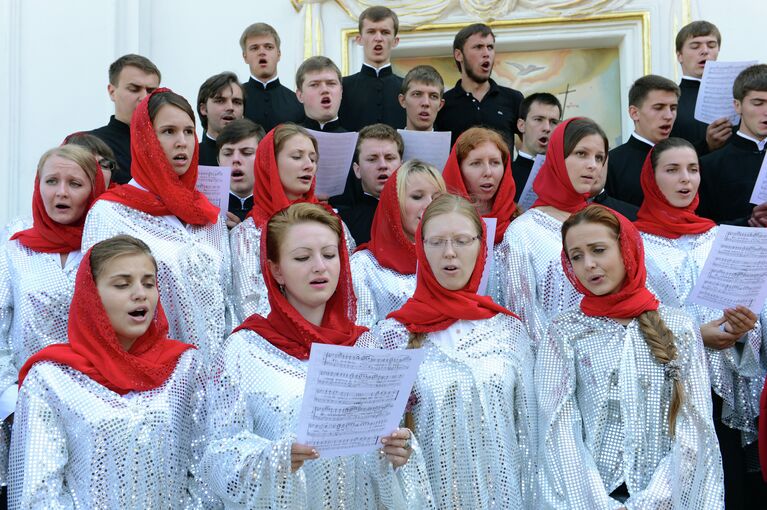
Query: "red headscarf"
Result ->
[[561, 205, 659, 319], [18, 246, 194, 394], [248, 126, 319, 226], [234, 205, 367, 360], [442, 136, 517, 244], [634, 148, 716, 238], [357, 169, 416, 274], [11, 155, 106, 253], [532, 117, 591, 213], [388, 213, 517, 333], [98, 88, 219, 225]]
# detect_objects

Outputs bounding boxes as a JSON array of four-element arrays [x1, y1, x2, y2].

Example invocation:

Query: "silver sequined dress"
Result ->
[[0, 218, 81, 486], [230, 217, 356, 324], [363, 314, 537, 509], [498, 208, 582, 352], [82, 199, 233, 362], [9, 350, 214, 509], [350, 250, 415, 329], [536, 305, 724, 509], [642, 228, 765, 444], [200, 329, 433, 509]]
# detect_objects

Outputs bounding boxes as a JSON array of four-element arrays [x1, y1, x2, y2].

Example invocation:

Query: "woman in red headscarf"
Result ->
[[441, 127, 518, 301], [359, 193, 536, 509], [230, 123, 356, 324], [500, 117, 609, 351], [637, 137, 763, 507], [537, 204, 723, 508], [9, 235, 212, 508], [201, 202, 431, 508], [82, 89, 231, 363], [350, 159, 445, 328], [0, 144, 105, 488]]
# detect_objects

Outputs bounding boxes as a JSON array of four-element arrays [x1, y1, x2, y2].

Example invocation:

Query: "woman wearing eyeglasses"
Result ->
[[363, 193, 537, 509]]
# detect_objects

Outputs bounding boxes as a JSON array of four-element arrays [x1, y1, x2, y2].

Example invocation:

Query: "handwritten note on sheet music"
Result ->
[[398, 129, 452, 172], [749, 153, 767, 205], [694, 61, 758, 124], [517, 155, 546, 210], [296, 343, 425, 458], [196, 165, 232, 216], [687, 226, 767, 313], [306, 130, 359, 197]]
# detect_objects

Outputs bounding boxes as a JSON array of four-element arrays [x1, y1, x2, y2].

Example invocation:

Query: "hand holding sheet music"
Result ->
[[694, 61, 758, 124], [296, 343, 424, 458]]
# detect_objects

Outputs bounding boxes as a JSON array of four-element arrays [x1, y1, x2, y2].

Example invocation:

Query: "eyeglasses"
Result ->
[[98, 158, 116, 171], [423, 235, 479, 250]]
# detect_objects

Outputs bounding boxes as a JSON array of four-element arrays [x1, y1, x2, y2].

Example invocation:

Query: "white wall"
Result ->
[[0, 0, 763, 225]]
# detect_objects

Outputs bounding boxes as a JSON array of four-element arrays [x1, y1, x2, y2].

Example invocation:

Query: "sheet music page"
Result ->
[[296, 343, 425, 458], [687, 225, 767, 313], [517, 154, 546, 211], [196, 165, 231, 216], [398, 129, 452, 171], [694, 61, 758, 124], [478, 217, 497, 296], [306, 130, 359, 197], [749, 153, 767, 205]]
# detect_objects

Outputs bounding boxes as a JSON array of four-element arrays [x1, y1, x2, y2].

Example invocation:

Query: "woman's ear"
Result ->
[[268, 259, 285, 285]]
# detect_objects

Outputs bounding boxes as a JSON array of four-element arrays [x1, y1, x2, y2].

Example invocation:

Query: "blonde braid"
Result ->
[[637, 310, 685, 437], [404, 332, 425, 431]]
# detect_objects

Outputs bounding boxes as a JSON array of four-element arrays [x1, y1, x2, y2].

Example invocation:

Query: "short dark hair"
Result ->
[[240, 22, 281, 51], [216, 118, 266, 152], [400, 65, 444, 97], [358, 6, 399, 35], [733, 64, 767, 102], [519, 92, 562, 121], [196, 72, 245, 129], [453, 23, 494, 72], [295, 56, 342, 90], [108, 54, 161, 86], [675, 20, 721, 53], [148, 91, 195, 126], [353, 124, 404, 164], [63, 132, 116, 162], [628, 75, 680, 107]]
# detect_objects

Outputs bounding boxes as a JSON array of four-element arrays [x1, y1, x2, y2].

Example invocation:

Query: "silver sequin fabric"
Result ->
[[0, 217, 80, 486], [536, 305, 724, 509], [229, 217, 357, 324], [350, 250, 416, 329], [497, 208, 582, 352], [643, 228, 765, 445], [9, 350, 216, 509], [83, 200, 233, 362], [363, 314, 537, 509], [200, 329, 433, 509]]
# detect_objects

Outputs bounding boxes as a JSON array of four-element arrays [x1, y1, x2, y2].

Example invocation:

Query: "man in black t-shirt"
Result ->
[[435, 23, 524, 150]]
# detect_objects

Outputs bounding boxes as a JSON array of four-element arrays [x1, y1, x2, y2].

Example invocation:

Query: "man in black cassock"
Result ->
[[295, 57, 345, 134], [196, 72, 244, 167], [514, 92, 561, 202]]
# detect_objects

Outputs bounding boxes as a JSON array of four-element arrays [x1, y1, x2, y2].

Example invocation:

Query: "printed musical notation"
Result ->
[[687, 226, 767, 313], [694, 61, 758, 124], [295, 343, 425, 458], [196, 165, 232, 217], [749, 152, 767, 205]]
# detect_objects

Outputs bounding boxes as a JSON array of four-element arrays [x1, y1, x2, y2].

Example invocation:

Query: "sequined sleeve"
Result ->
[[10, 364, 75, 508], [200, 334, 302, 507], [0, 245, 15, 394], [535, 319, 619, 509], [350, 251, 417, 329]]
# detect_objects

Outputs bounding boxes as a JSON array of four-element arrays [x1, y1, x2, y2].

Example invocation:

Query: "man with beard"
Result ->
[[514, 92, 561, 201], [196, 72, 245, 166], [606, 75, 680, 207], [435, 23, 524, 150], [240, 22, 303, 132]]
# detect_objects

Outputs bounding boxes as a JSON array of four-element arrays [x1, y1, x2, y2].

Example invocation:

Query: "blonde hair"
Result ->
[[37, 145, 99, 190], [396, 159, 446, 213], [273, 123, 319, 161], [562, 204, 684, 437], [266, 202, 342, 263], [90, 235, 157, 281]]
